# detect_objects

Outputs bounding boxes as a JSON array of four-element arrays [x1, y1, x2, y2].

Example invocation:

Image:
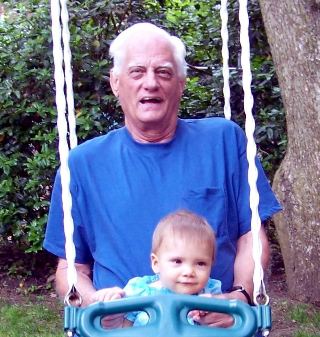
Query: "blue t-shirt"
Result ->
[[44, 118, 281, 291], [123, 275, 222, 325]]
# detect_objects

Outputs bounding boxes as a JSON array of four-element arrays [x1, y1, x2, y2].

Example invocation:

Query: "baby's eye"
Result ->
[[197, 261, 208, 267], [171, 258, 182, 264]]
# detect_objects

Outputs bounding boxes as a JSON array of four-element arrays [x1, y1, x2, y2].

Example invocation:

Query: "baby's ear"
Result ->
[[151, 253, 160, 273]]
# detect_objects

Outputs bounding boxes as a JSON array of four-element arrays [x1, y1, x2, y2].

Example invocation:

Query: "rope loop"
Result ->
[[64, 284, 83, 307]]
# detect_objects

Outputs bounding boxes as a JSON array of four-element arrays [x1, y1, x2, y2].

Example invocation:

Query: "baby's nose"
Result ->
[[182, 265, 195, 276]]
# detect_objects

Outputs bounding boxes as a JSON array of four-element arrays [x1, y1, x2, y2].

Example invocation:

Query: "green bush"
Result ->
[[0, 2, 56, 252], [0, 0, 286, 253], [0, 0, 129, 252]]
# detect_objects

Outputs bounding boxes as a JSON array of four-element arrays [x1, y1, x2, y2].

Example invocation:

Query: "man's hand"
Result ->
[[188, 293, 234, 327], [101, 314, 126, 329]]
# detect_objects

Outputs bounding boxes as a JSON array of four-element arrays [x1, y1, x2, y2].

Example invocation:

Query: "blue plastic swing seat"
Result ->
[[64, 294, 271, 337]]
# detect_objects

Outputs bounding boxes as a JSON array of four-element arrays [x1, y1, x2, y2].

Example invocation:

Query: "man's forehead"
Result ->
[[123, 36, 176, 68], [127, 61, 175, 69]]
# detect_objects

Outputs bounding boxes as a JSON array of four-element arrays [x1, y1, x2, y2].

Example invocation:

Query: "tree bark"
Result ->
[[258, 0, 320, 303]]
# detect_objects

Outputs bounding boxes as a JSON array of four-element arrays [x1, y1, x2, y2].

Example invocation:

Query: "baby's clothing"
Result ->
[[123, 274, 222, 326]]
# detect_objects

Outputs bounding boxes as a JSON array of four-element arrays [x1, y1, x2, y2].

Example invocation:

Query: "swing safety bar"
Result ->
[[64, 294, 271, 337]]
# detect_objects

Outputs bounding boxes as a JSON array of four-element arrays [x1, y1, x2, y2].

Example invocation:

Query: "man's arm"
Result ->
[[231, 226, 270, 303], [194, 226, 270, 327], [55, 258, 96, 307], [56, 258, 125, 305], [56, 258, 126, 328]]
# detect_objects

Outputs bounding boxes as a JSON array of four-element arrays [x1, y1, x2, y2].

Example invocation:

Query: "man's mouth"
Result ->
[[140, 97, 162, 104]]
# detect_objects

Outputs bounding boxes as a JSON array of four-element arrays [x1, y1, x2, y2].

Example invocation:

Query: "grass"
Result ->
[[0, 299, 64, 337], [289, 304, 320, 337], [0, 298, 319, 337]]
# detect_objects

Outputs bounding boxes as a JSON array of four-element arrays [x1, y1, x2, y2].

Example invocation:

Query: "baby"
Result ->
[[101, 209, 221, 326]]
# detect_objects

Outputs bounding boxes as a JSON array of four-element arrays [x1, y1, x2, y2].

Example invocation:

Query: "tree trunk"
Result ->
[[258, 0, 320, 303]]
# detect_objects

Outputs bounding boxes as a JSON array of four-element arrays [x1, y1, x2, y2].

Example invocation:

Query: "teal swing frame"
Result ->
[[64, 295, 271, 337]]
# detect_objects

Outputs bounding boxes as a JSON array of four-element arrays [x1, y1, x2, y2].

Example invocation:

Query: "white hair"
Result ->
[[109, 22, 187, 78]]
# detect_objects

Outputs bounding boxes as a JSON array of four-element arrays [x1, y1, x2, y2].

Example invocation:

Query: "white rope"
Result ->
[[60, 0, 77, 149], [238, 0, 267, 304], [50, 0, 78, 293], [220, 0, 231, 120]]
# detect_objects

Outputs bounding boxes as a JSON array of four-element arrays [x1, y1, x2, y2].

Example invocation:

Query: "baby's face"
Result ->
[[151, 236, 212, 294]]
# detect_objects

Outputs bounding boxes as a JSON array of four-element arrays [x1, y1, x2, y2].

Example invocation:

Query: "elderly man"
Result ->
[[44, 22, 281, 327]]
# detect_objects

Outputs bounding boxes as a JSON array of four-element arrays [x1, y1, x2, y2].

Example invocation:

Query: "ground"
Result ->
[[0, 243, 317, 337], [266, 274, 300, 337]]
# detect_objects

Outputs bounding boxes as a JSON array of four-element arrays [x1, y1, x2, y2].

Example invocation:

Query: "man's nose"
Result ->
[[143, 71, 159, 90]]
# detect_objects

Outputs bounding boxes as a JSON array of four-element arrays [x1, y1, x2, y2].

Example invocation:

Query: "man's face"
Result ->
[[110, 36, 186, 136], [151, 236, 212, 295]]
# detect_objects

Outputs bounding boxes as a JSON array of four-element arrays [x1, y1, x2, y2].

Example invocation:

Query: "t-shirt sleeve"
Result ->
[[43, 169, 92, 264], [256, 158, 282, 220], [206, 278, 222, 294], [123, 277, 149, 325]]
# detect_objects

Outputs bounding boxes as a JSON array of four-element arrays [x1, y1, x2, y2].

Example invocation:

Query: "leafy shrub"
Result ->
[[0, 2, 57, 252], [0, 0, 129, 252]]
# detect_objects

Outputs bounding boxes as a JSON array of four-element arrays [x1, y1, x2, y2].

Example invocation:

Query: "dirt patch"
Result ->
[[266, 275, 297, 337], [0, 244, 58, 305]]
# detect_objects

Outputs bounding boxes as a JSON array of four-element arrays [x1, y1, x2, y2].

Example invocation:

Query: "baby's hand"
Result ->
[[89, 287, 127, 329], [91, 286, 125, 302], [188, 293, 211, 322], [190, 293, 234, 327]]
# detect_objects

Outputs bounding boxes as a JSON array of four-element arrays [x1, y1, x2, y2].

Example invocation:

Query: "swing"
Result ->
[[50, 0, 272, 336]]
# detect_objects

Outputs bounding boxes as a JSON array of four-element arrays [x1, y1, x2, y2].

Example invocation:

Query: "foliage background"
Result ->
[[0, 0, 286, 254]]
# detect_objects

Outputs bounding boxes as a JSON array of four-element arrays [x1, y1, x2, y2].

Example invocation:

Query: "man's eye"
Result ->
[[157, 69, 172, 78], [129, 68, 144, 77]]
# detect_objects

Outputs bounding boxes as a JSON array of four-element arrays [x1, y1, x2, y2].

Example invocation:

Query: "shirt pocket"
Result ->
[[180, 186, 228, 237]]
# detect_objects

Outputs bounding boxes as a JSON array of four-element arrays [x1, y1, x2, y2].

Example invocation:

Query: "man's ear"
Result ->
[[110, 69, 119, 97], [151, 253, 159, 273], [179, 78, 186, 94]]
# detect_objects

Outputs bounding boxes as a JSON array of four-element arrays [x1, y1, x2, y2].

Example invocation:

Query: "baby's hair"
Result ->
[[152, 209, 216, 261]]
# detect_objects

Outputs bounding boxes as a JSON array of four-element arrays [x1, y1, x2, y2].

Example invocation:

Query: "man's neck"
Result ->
[[125, 120, 177, 144]]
